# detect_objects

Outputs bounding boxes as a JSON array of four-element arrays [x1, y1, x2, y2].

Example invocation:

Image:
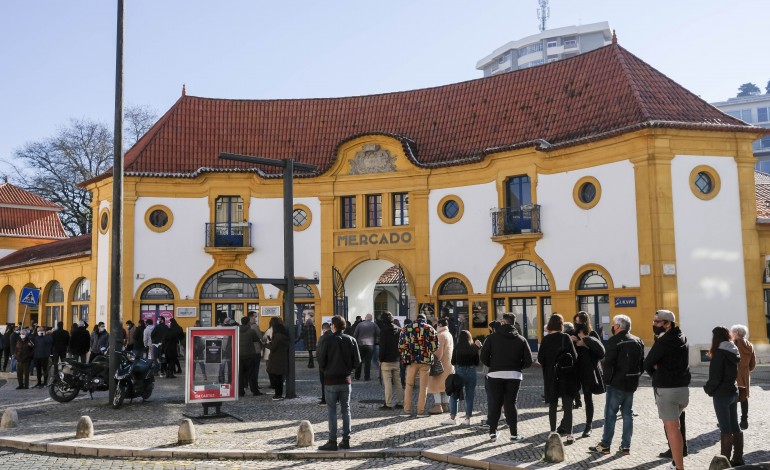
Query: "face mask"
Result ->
[[38, 332, 44, 336], [100, 327, 106, 333], [20, 334, 27, 339], [653, 325, 666, 336]]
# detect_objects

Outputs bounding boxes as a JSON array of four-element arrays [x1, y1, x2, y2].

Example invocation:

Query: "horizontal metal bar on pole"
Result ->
[[219, 277, 319, 285], [219, 153, 318, 172]]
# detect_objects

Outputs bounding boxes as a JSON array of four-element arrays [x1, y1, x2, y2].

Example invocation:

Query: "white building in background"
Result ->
[[712, 94, 770, 171], [476, 21, 612, 76]]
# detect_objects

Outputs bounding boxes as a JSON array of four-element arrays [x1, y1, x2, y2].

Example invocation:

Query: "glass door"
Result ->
[[509, 297, 539, 351], [215, 303, 243, 326], [578, 295, 611, 342]]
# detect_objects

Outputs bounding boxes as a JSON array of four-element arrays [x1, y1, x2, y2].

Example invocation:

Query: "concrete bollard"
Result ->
[[1, 408, 19, 429], [543, 432, 565, 463], [708, 455, 732, 470], [75, 416, 94, 438], [297, 420, 315, 447], [178, 419, 196, 445]]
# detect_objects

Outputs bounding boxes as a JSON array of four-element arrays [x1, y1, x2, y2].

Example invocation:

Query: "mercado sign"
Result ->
[[335, 229, 414, 249]]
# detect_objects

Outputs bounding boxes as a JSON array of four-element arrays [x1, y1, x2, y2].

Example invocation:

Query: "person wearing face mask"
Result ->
[[643, 310, 690, 470], [32, 326, 53, 387], [89, 322, 110, 363], [15, 329, 34, 389]]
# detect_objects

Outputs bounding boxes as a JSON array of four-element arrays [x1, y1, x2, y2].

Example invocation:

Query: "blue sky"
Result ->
[[0, 0, 766, 175]]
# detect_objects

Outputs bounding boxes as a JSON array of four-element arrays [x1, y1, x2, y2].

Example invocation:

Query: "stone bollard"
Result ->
[[296, 420, 315, 447], [178, 419, 196, 445], [543, 432, 565, 463], [1, 408, 19, 429], [708, 455, 732, 470], [75, 416, 94, 438]]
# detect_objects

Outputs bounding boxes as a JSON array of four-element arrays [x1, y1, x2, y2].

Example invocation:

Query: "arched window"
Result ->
[[141, 283, 174, 300], [45, 281, 65, 326], [494, 261, 550, 293], [439, 278, 468, 295], [200, 271, 258, 299], [71, 278, 90, 324], [48, 281, 64, 302], [294, 284, 315, 299], [577, 270, 608, 290]]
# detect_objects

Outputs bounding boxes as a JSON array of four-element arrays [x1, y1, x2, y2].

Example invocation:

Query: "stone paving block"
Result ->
[[486, 458, 526, 470], [96, 446, 134, 457], [73, 445, 99, 456], [447, 452, 489, 469], [422, 449, 449, 462], [45, 442, 77, 455], [26, 441, 47, 452], [242, 450, 273, 459], [132, 448, 174, 458], [172, 449, 209, 459], [207, 449, 246, 458], [0, 437, 29, 450]]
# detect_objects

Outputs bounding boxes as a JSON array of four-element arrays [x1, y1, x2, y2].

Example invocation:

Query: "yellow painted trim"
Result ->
[[572, 176, 601, 210], [275, 277, 320, 302], [689, 165, 721, 201], [98, 208, 110, 234], [134, 277, 181, 302], [569, 263, 616, 291], [437, 195, 464, 224], [193, 264, 263, 303], [144, 204, 173, 233], [292, 203, 312, 232], [485, 255, 556, 296], [432, 272, 474, 298]]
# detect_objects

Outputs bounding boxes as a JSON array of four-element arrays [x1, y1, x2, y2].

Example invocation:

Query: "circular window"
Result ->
[[689, 165, 721, 201], [144, 205, 173, 233], [573, 176, 601, 210], [98, 208, 110, 234], [292, 204, 312, 232], [437, 195, 464, 224]]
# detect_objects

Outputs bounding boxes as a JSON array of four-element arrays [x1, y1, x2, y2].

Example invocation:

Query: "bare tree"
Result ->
[[2, 105, 158, 236]]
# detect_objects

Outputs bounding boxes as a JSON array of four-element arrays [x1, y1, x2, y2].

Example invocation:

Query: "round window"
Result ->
[[292, 204, 312, 231], [437, 195, 464, 224], [149, 209, 169, 228], [579, 182, 596, 204], [693, 172, 713, 194], [573, 176, 601, 210], [443, 200, 459, 219], [689, 165, 721, 201], [100, 212, 109, 230], [293, 209, 307, 227]]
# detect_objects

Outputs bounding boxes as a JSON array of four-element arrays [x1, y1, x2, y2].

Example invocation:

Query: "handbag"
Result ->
[[429, 358, 444, 377], [591, 364, 606, 395]]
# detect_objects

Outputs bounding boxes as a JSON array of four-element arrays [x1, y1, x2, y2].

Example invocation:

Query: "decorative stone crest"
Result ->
[[348, 144, 397, 175]]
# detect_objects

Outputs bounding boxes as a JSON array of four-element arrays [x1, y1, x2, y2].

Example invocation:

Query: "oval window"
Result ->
[[689, 165, 720, 200], [437, 195, 464, 224], [573, 176, 601, 210], [579, 182, 596, 204], [443, 200, 459, 219], [693, 172, 713, 194], [149, 209, 169, 228]]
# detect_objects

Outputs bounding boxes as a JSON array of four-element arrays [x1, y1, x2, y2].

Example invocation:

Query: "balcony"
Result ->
[[491, 205, 541, 237], [205, 222, 252, 248]]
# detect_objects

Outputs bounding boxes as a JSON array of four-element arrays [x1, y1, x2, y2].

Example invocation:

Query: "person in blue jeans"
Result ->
[[590, 314, 645, 456], [442, 330, 481, 426], [704, 326, 743, 466], [317, 315, 361, 451]]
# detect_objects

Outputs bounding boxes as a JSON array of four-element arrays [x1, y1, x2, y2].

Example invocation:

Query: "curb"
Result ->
[[0, 436, 526, 469]]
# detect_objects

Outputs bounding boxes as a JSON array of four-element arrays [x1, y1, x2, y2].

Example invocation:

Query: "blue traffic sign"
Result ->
[[19, 287, 40, 306]]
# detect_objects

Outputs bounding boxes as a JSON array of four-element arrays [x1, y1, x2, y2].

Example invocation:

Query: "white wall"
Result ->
[[345, 259, 394, 319], [429, 182, 504, 293], [247, 197, 321, 299], [671, 156, 747, 346], [96, 201, 110, 324], [133, 197, 211, 299], [536, 160, 640, 290], [5, 288, 16, 323]]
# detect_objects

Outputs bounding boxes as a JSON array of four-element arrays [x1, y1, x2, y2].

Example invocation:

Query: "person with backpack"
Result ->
[[538, 313, 578, 444], [589, 314, 644, 456]]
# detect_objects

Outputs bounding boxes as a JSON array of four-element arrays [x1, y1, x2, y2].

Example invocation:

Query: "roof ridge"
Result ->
[[124, 95, 187, 171], [610, 45, 651, 121]]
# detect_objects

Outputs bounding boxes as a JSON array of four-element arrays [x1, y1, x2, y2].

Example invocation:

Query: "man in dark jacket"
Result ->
[[90, 322, 109, 363], [32, 326, 53, 387], [378, 312, 404, 410], [151, 317, 169, 373], [317, 315, 361, 451], [238, 316, 260, 396], [2, 324, 14, 371], [643, 309, 690, 470], [590, 314, 644, 455], [440, 307, 459, 341], [480, 312, 533, 441], [317, 322, 332, 405], [51, 321, 70, 368], [69, 321, 90, 362]]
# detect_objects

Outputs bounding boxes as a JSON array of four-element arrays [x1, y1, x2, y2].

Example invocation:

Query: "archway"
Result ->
[[343, 260, 410, 322], [0, 285, 16, 324]]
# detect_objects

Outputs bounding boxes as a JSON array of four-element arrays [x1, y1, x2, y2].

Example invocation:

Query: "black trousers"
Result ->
[[239, 355, 258, 394], [580, 381, 594, 425], [355, 345, 373, 380], [269, 373, 284, 397], [34, 357, 49, 385], [549, 392, 574, 433], [486, 377, 522, 435], [51, 351, 66, 369], [1, 348, 11, 370], [319, 367, 326, 401]]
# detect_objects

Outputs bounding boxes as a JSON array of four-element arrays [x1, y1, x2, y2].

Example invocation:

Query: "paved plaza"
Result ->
[[1, 357, 769, 469]]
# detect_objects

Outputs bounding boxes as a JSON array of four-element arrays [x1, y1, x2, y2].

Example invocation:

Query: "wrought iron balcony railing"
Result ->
[[205, 222, 252, 248], [491, 205, 541, 237]]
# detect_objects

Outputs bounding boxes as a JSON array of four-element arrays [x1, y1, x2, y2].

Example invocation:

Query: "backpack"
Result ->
[[554, 349, 575, 378], [616, 337, 644, 391]]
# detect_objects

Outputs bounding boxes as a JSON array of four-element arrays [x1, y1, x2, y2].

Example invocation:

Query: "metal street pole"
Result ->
[[108, 0, 125, 404], [283, 159, 296, 398]]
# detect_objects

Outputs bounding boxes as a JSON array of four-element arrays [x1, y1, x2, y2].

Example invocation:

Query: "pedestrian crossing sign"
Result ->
[[19, 287, 40, 306]]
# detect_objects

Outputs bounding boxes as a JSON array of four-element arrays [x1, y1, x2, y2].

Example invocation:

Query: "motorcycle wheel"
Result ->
[[141, 383, 154, 400], [49, 378, 79, 403], [112, 384, 125, 409]]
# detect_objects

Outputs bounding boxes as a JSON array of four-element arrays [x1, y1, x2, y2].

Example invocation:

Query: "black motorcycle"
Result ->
[[49, 353, 110, 402], [112, 349, 158, 409]]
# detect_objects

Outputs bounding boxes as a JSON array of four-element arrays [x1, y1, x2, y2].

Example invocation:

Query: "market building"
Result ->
[[1, 41, 768, 362]]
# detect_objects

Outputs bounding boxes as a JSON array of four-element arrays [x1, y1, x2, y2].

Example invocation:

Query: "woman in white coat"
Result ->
[[426, 318, 455, 414]]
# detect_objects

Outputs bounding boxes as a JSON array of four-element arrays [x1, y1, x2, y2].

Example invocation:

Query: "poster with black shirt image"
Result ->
[[185, 327, 239, 404]]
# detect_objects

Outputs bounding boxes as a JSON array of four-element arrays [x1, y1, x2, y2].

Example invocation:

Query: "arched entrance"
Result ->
[[71, 278, 90, 325], [0, 285, 16, 324], [199, 270, 259, 326], [339, 260, 410, 322], [492, 260, 552, 351], [437, 277, 470, 333], [140, 283, 175, 325], [43, 280, 64, 327], [575, 270, 611, 341]]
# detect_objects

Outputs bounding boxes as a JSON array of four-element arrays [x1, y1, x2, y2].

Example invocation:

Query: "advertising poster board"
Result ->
[[185, 327, 239, 404], [261, 306, 280, 317]]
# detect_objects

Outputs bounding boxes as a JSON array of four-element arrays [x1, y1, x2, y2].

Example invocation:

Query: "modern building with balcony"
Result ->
[[712, 93, 770, 171], [2, 41, 769, 360], [476, 21, 612, 76]]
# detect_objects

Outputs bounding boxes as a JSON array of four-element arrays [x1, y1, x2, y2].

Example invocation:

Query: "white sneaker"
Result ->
[[665, 463, 679, 470], [441, 418, 457, 425], [462, 417, 471, 426]]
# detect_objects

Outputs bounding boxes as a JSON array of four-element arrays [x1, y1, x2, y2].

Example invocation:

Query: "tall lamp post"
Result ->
[[218, 153, 317, 398]]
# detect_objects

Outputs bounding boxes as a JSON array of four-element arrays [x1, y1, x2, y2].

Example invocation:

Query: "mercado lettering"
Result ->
[[336, 231, 413, 248]]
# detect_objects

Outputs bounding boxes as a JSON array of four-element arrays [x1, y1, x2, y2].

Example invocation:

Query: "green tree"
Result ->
[[2, 105, 157, 236], [737, 82, 761, 97], [766, 79, 770, 95]]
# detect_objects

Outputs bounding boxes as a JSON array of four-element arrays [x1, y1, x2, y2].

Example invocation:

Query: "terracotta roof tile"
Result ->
[[377, 266, 402, 284], [0, 207, 68, 239], [0, 234, 91, 269], [87, 44, 760, 184], [756, 170, 770, 219], [0, 183, 61, 209]]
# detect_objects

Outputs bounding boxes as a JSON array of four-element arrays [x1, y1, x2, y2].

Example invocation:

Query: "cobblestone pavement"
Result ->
[[1, 359, 769, 469]]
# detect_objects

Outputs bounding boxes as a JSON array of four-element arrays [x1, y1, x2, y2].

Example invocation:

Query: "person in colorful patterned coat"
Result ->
[[398, 313, 438, 417]]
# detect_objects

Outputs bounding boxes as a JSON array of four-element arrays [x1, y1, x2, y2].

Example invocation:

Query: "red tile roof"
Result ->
[[85, 44, 761, 184], [0, 183, 61, 209], [377, 266, 402, 284], [0, 207, 68, 239], [756, 171, 770, 219], [0, 233, 91, 269]]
